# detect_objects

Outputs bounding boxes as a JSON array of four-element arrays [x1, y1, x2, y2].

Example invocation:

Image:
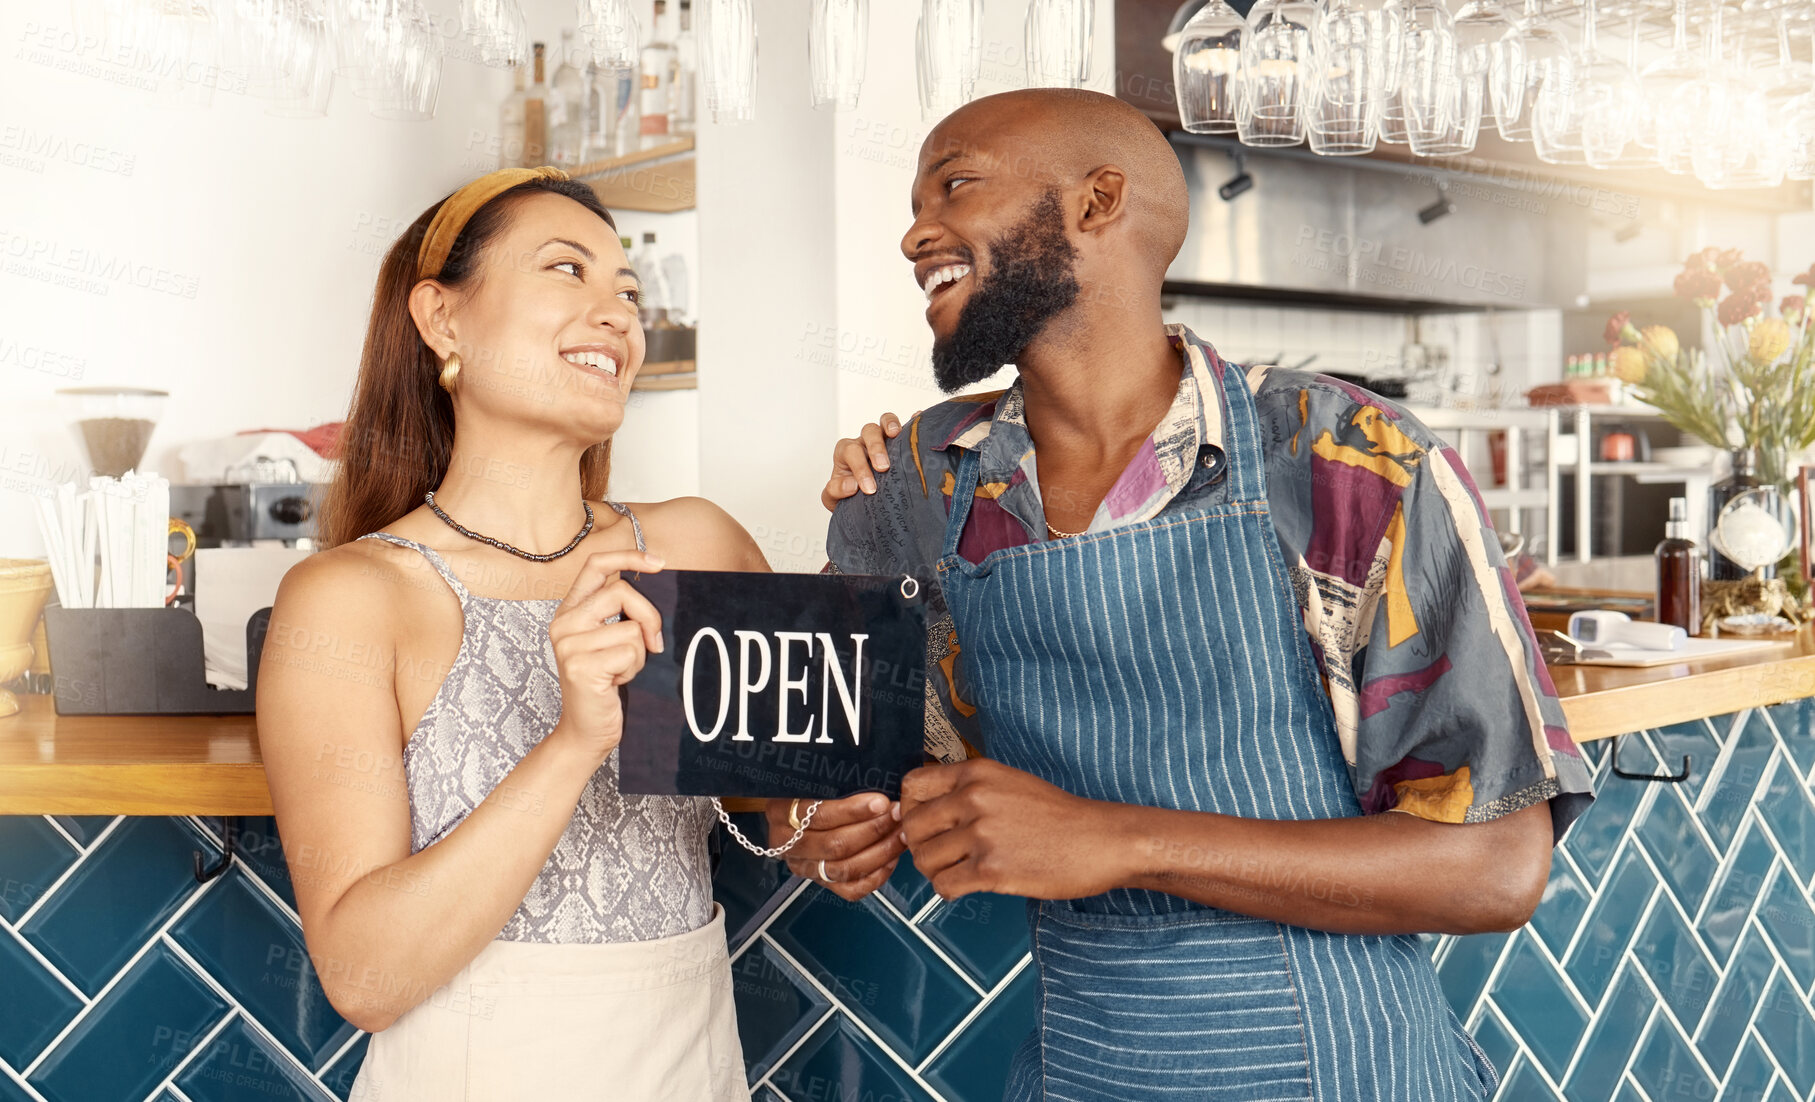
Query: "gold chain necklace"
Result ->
[[1045, 519, 1088, 540]]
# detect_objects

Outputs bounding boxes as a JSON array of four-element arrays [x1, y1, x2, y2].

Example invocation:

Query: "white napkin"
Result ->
[[192, 547, 315, 689]]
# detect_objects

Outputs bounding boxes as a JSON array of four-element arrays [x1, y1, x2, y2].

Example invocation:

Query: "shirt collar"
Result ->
[[933, 323, 1228, 474]]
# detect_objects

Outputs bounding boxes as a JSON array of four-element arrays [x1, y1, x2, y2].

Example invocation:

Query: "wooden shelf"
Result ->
[[574, 134, 695, 213], [569, 134, 693, 178]]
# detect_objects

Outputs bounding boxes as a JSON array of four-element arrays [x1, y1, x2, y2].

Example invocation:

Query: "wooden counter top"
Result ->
[[5, 628, 1815, 814], [0, 695, 269, 815], [1553, 628, 1815, 743]]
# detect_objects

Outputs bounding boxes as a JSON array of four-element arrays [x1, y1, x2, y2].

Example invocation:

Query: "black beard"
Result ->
[[930, 189, 1081, 394]]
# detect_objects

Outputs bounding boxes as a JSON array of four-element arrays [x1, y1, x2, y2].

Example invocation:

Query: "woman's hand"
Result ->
[[548, 549, 667, 763], [765, 794, 906, 902], [821, 412, 911, 512]]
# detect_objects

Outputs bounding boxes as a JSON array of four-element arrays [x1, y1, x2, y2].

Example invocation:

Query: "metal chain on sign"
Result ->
[[713, 797, 823, 858]]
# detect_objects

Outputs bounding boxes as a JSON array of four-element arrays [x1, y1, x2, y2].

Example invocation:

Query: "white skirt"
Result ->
[[349, 902, 749, 1102]]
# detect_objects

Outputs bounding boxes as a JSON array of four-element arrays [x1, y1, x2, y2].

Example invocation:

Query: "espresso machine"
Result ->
[[168, 457, 324, 550]]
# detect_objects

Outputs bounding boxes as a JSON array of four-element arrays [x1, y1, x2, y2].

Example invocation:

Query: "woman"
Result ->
[[258, 167, 767, 1099]]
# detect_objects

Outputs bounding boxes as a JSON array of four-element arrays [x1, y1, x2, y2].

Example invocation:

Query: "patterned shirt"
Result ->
[[826, 324, 1593, 842]]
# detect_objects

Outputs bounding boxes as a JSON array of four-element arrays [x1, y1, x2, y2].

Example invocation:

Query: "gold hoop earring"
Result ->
[[438, 351, 462, 390]]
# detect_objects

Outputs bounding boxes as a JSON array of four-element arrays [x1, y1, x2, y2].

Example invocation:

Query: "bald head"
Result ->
[[922, 88, 1190, 277]]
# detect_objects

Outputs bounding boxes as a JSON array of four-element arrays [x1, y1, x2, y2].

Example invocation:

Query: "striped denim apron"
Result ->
[[935, 359, 1499, 1101]]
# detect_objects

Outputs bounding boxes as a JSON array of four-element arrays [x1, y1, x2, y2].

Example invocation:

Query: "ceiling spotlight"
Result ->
[[1418, 183, 1454, 225], [1614, 221, 1643, 243], [1218, 153, 1253, 201]]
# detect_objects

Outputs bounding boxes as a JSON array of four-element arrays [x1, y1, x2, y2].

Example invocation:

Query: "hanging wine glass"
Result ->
[[1642, 0, 1700, 171], [462, 0, 527, 68], [1530, 0, 1599, 165], [1787, 23, 1815, 180], [1452, 0, 1518, 132], [699, 0, 759, 122], [1588, 8, 1655, 167], [1401, 0, 1480, 156], [809, 0, 867, 107], [1025, 0, 1093, 89], [364, 0, 440, 120], [130, 0, 222, 109], [1367, 0, 1407, 143], [1172, 0, 1246, 135], [1669, 1, 1738, 182], [916, 0, 981, 121], [1496, 0, 1569, 143], [1575, 0, 1643, 168], [265, 0, 337, 115], [1235, 0, 1319, 147], [577, 0, 638, 69], [1700, 19, 1787, 191], [1306, 0, 1378, 155]]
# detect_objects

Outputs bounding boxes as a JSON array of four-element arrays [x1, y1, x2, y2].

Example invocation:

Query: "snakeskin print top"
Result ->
[[356, 502, 717, 944]]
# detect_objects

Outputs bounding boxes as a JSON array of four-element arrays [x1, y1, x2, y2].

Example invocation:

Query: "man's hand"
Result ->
[[766, 793, 906, 902], [822, 412, 914, 512], [899, 759, 1125, 902]]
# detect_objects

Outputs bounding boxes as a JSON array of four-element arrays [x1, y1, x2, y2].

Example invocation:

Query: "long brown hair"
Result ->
[[318, 177, 620, 549]]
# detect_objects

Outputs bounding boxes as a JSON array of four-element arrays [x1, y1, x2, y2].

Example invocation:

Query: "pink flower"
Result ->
[[1793, 264, 1815, 289], [1605, 311, 1632, 345], [1783, 295, 1808, 321], [1676, 269, 1723, 302], [1725, 260, 1772, 295], [1718, 290, 1763, 327]]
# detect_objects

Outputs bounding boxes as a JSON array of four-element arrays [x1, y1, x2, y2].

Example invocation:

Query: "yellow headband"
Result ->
[[416, 165, 571, 280]]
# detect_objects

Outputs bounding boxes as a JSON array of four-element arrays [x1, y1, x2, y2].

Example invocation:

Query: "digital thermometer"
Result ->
[[1566, 610, 1686, 652]]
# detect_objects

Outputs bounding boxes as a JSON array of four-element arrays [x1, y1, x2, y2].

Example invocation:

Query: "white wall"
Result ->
[[696, 0, 1117, 572], [0, 0, 698, 559], [0, 0, 1113, 569]]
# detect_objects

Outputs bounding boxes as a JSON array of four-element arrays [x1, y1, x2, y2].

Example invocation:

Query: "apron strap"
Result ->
[[940, 444, 986, 560], [1196, 344, 1269, 505]]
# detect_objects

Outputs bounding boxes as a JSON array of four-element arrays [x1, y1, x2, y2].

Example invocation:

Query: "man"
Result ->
[[770, 87, 1593, 1100]]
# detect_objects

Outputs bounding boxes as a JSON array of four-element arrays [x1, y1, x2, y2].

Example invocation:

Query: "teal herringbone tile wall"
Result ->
[[3, 700, 1814, 1100], [1432, 700, 1815, 1101]]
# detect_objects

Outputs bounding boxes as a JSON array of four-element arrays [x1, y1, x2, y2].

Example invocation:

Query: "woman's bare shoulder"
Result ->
[[271, 536, 432, 629], [616, 497, 769, 571]]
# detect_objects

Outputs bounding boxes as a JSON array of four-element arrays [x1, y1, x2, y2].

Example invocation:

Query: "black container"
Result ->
[[42, 605, 271, 715]]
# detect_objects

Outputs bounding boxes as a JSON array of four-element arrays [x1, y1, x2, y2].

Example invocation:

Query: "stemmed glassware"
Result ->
[[1787, 20, 1815, 180], [1235, 0, 1320, 146], [1173, 0, 1247, 134], [1453, 0, 1519, 133], [916, 0, 981, 121], [809, 0, 867, 107], [577, 0, 639, 69], [699, 0, 759, 123], [463, 0, 527, 68], [1401, 0, 1481, 156], [1571, 0, 1643, 168], [1495, 0, 1571, 143], [1025, 0, 1094, 88], [1306, 0, 1379, 154]]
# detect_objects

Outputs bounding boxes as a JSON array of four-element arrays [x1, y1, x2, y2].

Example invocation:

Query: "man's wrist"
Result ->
[[1086, 799, 1159, 894]]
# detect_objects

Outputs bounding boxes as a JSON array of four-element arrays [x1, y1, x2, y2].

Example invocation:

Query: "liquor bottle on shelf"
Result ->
[[673, 0, 697, 135], [499, 62, 527, 168], [632, 232, 671, 328], [1654, 496, 1702, 633], [639, 0, 678, 146], [524, 42, 550, 166], [584, 60, 608, 160], [549, 30, 587, 167], [605, 61, 641, 157]]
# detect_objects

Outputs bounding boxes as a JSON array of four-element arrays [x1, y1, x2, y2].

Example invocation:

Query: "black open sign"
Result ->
[[618, 570, 928, 799]]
